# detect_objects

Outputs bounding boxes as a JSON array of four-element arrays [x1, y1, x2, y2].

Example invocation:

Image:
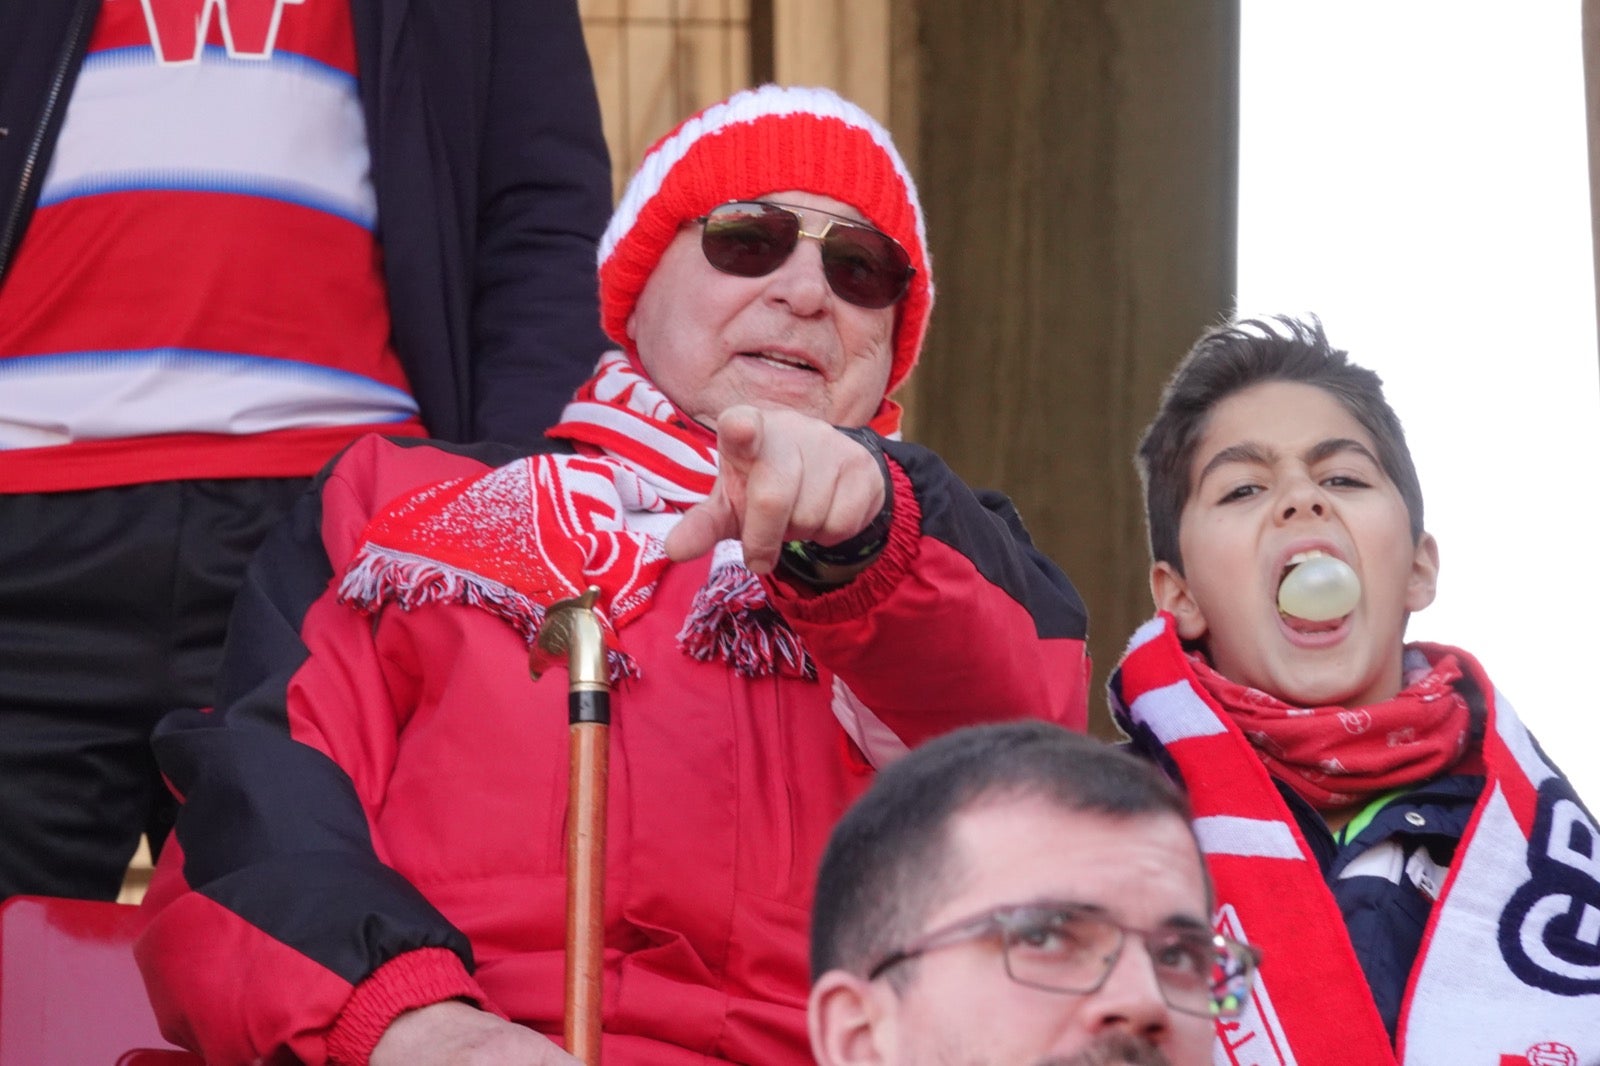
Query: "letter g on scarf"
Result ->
[[1500, 780, 1600, 994]]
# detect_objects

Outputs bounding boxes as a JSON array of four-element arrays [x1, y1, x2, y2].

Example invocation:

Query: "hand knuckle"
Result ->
[[747, 485, 789, 512]]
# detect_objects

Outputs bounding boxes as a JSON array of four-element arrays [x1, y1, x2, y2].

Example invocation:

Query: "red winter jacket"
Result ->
[[135, 433, 1090, 1065]]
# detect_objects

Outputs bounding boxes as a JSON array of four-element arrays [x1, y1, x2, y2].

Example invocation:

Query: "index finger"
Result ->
[[664, 496, 736, 562]]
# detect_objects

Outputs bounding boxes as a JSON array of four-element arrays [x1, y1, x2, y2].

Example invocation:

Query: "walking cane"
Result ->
[[529, 586, 610, 1065]]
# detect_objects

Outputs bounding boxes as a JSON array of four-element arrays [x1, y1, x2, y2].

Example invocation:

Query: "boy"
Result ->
[[1111, 316, 1600, 1065]]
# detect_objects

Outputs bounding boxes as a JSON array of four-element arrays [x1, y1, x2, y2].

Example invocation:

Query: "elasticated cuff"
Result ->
[[325, 947, 500, 1065], [766, 458, 921, 624]]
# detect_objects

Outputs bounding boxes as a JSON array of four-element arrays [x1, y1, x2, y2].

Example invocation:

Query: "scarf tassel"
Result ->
[[340, 546, 641, 683], [677, 564, 816, 680]]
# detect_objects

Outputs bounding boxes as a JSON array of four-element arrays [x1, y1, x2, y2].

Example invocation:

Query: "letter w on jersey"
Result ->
[[140, 0, 306, 65]]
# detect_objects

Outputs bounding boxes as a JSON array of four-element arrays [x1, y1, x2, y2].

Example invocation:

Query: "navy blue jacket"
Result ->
[[1283, 773, 1483, 1042], [0, 0, 612, 446]]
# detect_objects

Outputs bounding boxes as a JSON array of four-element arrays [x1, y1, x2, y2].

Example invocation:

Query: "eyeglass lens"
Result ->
[[699, 202, 912, 309], [1000, 907, 1252, 1019]]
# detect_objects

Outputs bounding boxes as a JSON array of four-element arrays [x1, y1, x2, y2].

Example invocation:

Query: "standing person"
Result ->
[[133, 83, 1092, 1065], [0, 0, 611, 900], [807, 720, 1256, 1066], [1112, 315, 1600, 1064]]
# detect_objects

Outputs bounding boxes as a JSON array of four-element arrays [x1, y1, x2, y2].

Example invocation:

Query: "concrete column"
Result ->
[[903, 1, 1239, 733], [1584, 0, 1600, 367]]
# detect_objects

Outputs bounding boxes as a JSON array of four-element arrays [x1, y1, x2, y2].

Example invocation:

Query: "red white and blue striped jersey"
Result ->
[[0, 0, 426, 493]]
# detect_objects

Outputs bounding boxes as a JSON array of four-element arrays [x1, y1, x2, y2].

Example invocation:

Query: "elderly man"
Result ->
[[808, 721, 1258, 1066], [133, 85, 1091, 1065]]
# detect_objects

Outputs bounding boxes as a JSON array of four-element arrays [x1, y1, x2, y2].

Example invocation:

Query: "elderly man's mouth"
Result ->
[[740, 350, 820, 372]]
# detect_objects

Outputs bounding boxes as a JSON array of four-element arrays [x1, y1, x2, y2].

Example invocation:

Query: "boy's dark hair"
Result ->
[[809, 721, 1194, 983], [1136, 314, 1425, 571]]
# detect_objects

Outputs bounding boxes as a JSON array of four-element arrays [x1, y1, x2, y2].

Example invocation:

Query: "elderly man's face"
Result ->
[[627, 191, 896, 429], [817, 798, 1216, 1066]]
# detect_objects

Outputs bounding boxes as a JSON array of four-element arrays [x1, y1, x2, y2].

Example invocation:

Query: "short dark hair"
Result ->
[[809, 721, 1194, 983], [1136, 314, 1425, 572]]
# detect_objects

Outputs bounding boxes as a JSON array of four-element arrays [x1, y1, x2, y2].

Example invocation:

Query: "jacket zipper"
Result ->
[[0, 0, 97, 283]]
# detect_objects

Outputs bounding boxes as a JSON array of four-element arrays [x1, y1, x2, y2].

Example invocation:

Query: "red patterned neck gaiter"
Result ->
[[1189, 651, 1473, 810]]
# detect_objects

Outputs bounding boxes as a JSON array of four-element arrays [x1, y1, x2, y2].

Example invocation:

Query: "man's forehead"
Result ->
[[944, 799, 1207, 915], [757, 188, 869, 224]]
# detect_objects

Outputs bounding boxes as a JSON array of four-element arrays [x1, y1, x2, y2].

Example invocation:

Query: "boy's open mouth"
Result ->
[[1276, 549, 1358, 633], [1280, 612, 1344, 635]]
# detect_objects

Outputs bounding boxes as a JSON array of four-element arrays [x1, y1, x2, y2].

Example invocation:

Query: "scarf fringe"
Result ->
[[337, 354, 827, 685], [677, 563, 816, 680], [340, 546, 640, 683]]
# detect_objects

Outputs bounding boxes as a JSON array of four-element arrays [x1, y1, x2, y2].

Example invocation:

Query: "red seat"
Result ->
[[0, 895, 202, 1065]]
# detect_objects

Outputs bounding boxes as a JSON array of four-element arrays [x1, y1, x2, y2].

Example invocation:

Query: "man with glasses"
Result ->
[[135, 85, 1092, 1065], [809, 721, 1257, 1066]]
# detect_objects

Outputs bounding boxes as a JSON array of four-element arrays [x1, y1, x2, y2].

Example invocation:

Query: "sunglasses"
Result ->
[[695, 200, 915, 310]]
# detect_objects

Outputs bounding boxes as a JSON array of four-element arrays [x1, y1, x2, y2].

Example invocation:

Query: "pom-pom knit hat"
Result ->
[[598, 84, 933, 395]]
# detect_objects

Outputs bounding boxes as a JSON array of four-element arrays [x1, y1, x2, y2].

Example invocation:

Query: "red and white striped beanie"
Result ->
[[598, 84, 933, 394]]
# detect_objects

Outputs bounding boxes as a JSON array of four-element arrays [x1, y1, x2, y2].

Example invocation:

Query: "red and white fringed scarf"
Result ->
[[339, 351, 899, 680], [1110, 614, 1600, 1066], [1188, 652, 1473, 810]]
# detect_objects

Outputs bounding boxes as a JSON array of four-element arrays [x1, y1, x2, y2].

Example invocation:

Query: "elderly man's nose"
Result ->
[[765, 236, 830, 312], [1087, 944, 1173, 1042]]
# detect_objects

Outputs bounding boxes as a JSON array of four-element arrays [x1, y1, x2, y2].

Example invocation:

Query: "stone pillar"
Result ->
[[904, 1, 1239, 734], [1584, 0, 1600, 365]]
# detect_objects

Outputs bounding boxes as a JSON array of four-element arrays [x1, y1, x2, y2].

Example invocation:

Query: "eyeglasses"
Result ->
[[866, 902, 1261, 1020], [695, 200, 915, 310]]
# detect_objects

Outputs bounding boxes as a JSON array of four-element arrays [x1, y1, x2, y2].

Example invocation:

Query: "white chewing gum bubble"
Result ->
[[1277, 555, 1361, 622]]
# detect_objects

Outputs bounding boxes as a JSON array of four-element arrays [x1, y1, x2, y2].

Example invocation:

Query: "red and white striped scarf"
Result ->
[[1110, 613, 1600, 1066], [338, 352, 900, 678]]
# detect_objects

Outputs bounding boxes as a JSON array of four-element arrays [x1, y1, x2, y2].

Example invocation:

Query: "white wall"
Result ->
[[1238, 3, 1600, 800]]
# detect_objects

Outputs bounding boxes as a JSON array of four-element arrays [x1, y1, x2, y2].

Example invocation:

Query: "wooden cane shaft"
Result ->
[[565, 720, 609, 1065]]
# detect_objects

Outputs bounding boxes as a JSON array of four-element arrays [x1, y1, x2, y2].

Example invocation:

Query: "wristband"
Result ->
[[778, 427, 894, 587]]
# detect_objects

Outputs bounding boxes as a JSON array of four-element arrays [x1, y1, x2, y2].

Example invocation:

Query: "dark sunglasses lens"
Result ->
[[820, 226, 912, 309], [701, 205, 798, 278]]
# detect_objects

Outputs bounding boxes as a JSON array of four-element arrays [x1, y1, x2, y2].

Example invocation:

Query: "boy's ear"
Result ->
[[809, 970, 893, 1066], [1151, 561, 1208, 642], [1404, 532, 1440, 613]]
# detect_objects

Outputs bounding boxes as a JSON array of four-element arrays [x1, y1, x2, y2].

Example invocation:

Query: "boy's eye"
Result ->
[[1321, 474, 1371, 489], [1218, 484, 1260, 504]]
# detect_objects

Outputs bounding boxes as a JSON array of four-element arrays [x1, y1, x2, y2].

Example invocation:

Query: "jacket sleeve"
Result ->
[[469, 0, 613, 443], [767, 438, 1091, 750], [0, 0, 97, 284], [133, 437, 504, 1066]]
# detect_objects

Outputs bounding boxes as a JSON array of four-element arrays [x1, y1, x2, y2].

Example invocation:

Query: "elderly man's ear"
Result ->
[[808, 970, 896, 1065]]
